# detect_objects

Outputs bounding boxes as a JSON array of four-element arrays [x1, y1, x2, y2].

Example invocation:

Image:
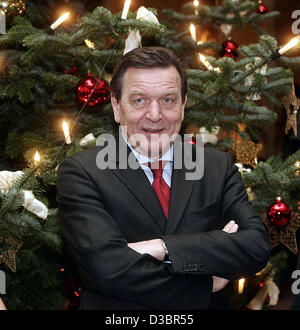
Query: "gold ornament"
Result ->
[[281, 84, 299, 137], [232, 139, 262, 168], [0, 236, 22, 272], [0, 1, 26, 16], [260, 212, 300, 254]]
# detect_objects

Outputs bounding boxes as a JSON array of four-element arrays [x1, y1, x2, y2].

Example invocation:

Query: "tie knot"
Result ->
[[148, 161, 164, 179]]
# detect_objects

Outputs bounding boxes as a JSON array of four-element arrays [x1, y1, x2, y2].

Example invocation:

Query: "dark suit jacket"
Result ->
[[56, 133, 270, 310]]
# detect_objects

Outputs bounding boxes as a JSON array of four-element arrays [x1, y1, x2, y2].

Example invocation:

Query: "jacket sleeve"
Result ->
[[162, 152, 270, 280], [56, 156, 213, 309]]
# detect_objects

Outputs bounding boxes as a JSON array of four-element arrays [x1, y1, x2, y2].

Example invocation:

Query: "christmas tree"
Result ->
[[0, 0, 299, 309]]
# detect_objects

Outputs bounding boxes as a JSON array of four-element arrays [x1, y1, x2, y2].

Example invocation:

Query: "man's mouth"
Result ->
[[143, 129, 164, 133]]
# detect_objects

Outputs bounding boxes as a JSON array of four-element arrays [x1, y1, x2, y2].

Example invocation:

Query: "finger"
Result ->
[[226, 223, 238, 234], [222, 220, 235, 232], [232, 223, 238, 233]]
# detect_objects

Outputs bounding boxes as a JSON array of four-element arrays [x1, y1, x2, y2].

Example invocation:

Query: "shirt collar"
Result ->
[[121, 129, 173, 166]]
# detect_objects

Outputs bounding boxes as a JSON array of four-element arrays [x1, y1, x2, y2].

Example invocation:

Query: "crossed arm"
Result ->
[[128, 220, 239, 293]]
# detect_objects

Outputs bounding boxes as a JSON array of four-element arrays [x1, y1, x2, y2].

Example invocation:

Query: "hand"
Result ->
[[128, 238, 165, 261], [212, 220, 238, 293]]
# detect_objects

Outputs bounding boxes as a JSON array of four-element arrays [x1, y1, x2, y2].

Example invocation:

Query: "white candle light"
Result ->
[[50, 12, 70, 30], [121, 0, 131, 19], [34, 151, 40, 165], [279, 35, 300, 55], [189, 23, 197, 42], [238, 278, 246, 294], [62, 120, 71, 144], [199, 53, 220, 72], [84, 39, 95, 49], [199, 53, 214, 71]]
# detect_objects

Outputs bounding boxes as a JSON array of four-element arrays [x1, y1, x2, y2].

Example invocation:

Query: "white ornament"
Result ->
[[22, 190, 48, 220], [220, 13, 234, 37], [124, 6, 160, 55], [0, 170, 24, 194], [245, 57, 267, 101], [0, 170, 48, 219], [124, 30, 142, 55], [136, 6, 159, 24]]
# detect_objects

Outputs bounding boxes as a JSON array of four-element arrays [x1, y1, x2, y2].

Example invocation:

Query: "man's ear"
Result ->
[[111, 94, 120, 123]]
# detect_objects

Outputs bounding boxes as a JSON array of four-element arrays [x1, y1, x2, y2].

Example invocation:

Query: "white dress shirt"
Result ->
[[121, 131, 173, 187]]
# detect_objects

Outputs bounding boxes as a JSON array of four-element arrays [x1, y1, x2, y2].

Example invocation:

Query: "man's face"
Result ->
[[111, 66, 186, 159]]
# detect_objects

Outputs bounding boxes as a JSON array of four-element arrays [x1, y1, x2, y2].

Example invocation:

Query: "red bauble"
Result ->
[[219, 40, 239, 59], [257, 3, 268, 14], [267, 197, 291, 228], [75, 74, 110, 107]]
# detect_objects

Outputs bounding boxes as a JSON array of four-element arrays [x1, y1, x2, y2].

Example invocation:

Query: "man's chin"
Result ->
[[126, 131, 176, 159], [136, 144, 172, 160]]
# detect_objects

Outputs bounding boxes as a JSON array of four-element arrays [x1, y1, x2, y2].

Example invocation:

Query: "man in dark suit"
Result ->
[[56, 47, 270, 310]]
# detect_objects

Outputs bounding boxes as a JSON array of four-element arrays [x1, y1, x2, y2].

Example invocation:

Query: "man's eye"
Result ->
[[134, 98, 144, 104], [162, 97, 175, 104]]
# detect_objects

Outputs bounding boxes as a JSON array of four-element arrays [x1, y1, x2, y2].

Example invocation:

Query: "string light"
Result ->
[[33, 151, 40, 166], [50, 12, 70, 30], [278, 35, 300, 55], [199, 53, 221, 72], [84, 39, 95, 49], [121, 0, 131, 19], [189, 23, 197, 42], [62, 120, 71, 144]]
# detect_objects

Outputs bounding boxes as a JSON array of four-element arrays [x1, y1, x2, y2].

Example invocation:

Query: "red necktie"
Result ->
[[149, 161, 170, 219]]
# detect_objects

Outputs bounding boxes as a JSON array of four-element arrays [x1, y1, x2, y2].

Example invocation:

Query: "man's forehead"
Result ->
[[123, 66, 180, 92], [123, 66, 180, 82]]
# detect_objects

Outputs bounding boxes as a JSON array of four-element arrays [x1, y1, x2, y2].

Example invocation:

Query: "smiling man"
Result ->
[[57, 47, 269, 310], [111, 65, 186, 159]]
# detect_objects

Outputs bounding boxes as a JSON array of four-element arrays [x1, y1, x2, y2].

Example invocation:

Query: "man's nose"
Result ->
[[145, 101, 162, 122]]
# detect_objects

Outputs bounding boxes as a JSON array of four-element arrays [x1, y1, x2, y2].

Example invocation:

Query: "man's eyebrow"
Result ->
[[128, 90, 179, 97], [128, 91, 146, 97]]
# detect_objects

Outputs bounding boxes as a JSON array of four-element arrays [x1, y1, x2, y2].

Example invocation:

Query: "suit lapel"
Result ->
[[166, 140, 196, 234], [110, 131, 167, 233]]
